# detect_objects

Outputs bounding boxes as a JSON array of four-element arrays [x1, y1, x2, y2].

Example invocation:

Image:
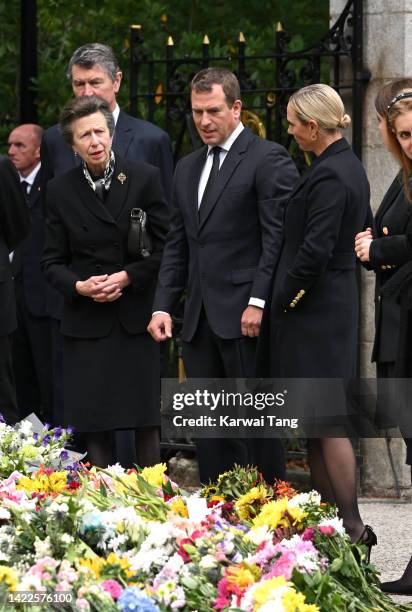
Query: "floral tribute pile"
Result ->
[[0, 417, 409, 611]]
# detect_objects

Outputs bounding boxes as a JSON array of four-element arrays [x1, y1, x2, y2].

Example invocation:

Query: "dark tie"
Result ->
[[21, 180, 30, 201], [199, 146, 222, 221]]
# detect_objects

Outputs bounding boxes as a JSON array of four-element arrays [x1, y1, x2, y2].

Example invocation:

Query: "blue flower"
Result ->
[[117, 587, 160, 611]]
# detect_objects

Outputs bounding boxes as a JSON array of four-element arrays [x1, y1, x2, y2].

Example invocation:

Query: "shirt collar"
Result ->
[[112, 104, 120, 126], [207, 122, 244, 155], [19, 163, 41, 186]]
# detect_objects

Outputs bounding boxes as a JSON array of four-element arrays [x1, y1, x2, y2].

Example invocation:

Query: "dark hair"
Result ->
[[59, 96, 115, 145], [191, 67, 241, 107], [67, 43, 120, 81], [376, 79, 412, 201]]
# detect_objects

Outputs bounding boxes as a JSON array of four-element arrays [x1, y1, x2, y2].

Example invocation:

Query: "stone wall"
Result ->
[[331, 0, 412, 497]]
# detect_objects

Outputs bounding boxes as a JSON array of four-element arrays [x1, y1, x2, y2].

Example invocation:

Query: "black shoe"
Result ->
[[357, 525, 377, 563], [380, 580, 412, 596]]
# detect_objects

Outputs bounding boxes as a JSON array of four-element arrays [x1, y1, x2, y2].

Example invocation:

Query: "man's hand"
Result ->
[[355, 227, 373, 263], [147, 313, 173, 342], [241, 305, 263, 337]]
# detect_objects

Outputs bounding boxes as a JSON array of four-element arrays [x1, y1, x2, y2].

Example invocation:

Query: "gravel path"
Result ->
[[360, 499, 412, 607]]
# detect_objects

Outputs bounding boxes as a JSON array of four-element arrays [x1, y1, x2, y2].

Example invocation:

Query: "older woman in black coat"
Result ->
[[42, 96, 168, 467], [266, 84, 374, 548]]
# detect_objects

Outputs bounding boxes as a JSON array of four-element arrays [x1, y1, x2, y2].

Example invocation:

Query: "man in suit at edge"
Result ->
[[8, 123, 54, 422], [0, 158, 31, 423], [148, 68, 299, 483], [41, 43, 173, 460]]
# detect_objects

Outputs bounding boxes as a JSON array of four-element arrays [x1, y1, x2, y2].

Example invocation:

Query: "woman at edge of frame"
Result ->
[[356, 83, 412, 596]]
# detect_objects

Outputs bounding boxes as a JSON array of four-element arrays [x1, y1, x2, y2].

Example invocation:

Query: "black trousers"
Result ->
[[0, 334, 18, 424], [182, 309, 285, 483], [12, 296, 54, 422]]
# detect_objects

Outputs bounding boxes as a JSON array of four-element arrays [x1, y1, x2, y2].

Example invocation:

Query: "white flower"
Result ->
[[18, 574, 46, 592], [60, 533, 73, 545], [318, 516, 346, 535], [0, 508, 10, 520], [288, 490, 321, 508], [106, 463, 127, 476], [34, 536, 52, 559], [245, 525, 271, 545], [199, 554, 217, 570], [18, 420, 33, 436]]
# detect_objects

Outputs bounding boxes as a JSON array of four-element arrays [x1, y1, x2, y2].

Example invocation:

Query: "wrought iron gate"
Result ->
[[129, 0, 370, 166]]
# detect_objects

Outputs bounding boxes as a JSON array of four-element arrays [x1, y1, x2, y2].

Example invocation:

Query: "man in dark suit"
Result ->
[[8, 123, 54, 421], [148, 68, 299, 482], [41, 43, 173, 455], [0, 158, 31, 423]]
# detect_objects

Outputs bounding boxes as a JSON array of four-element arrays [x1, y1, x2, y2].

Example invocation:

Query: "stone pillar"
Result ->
[[331, 0, 412, 497]]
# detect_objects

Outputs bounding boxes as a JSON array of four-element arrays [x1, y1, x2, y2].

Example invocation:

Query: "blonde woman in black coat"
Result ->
[[267, 84, 374, 549], [42, 96, 168, 467]]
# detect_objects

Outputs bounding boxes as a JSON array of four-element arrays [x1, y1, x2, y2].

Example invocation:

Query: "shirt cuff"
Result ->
[[152, 311, 171, 317], [248, 297, 265, 309]]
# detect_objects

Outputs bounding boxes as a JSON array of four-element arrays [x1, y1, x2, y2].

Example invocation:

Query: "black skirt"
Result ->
[[62, 319, 160, 432]]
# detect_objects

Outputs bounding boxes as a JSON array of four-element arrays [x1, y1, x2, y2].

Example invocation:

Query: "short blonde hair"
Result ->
[[289, 83, 351, 132]]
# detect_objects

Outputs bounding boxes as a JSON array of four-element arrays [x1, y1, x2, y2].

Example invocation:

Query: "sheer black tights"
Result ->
[[307, 437, 364, 542]]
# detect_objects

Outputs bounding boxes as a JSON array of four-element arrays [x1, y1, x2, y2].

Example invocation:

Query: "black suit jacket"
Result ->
[[0, 159, 31, 335], [40, 110, 174, 320], [153, 127, 299, 341], [13, 170, 50, 317], [266, 138, 372, 378], [41, 156, 168, 338], [369, 174, 412, 363]]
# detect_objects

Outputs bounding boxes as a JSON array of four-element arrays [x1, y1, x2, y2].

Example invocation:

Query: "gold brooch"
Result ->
[[117, 172, 127, 184]]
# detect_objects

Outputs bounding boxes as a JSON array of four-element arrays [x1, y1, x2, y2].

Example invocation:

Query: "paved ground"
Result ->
[[360, 499, 412, 607]]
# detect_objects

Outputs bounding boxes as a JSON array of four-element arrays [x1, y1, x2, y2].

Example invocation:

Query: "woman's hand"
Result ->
[[355, 228, 373, 262], [76, 271, 130, 302]]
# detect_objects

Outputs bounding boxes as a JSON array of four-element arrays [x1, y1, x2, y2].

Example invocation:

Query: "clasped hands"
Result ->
[[355, 227, 373, 262], [75, 271, 130, 302]]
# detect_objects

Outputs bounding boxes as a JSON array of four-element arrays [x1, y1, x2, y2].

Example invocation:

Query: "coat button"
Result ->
[[382, 227, 389, 235], [289, 303, 296, 308]]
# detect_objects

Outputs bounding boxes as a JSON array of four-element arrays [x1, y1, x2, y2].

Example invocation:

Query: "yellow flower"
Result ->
[[169, 496, 189, 518], [106, 553, 134, 578], [227, 563, 260, 589], [78, 556, 105, 578], [235, 486, 269, 520], [282, 590, 320, 612], [252, 576, 290, 609], [0, 566, 18, 591], [252, 497, 306, 530], [16, 471, 68, 494], [139, 463, 167, 487]]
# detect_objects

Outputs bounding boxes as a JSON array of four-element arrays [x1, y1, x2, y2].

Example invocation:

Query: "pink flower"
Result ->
[[302, 528, 315, 541], [266, 551, 296, 580], [319, 525, 335, 536], [101, 579, 123, 600], [75, 598, 90, 611]]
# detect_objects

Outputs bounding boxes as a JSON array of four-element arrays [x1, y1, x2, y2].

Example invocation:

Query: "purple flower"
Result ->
[[43, 423, 50, 431], [66, 426, 74, 435], [53, 427, 63, 440], [0, 413, 5, 424], [42, 435, 51, 446], [60, 450, 69, 461], [33, 433, 39, 441]]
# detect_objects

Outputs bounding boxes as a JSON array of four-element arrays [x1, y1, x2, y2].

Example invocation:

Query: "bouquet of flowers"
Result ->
[[0, 418, 408, 612]]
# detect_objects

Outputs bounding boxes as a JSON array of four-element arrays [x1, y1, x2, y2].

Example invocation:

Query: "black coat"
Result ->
[[12, 170, 50, 317], [41, 156, 169, 338], [152, 127, 299, 341], [0, 159, 31, 336], [40, 110, 174, 320], [369, 175, 412, 363], [265, 138, 372, 378]]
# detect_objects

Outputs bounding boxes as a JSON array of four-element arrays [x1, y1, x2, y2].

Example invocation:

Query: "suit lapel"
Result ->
[[112, 111, 133, 158], [198, 128, 251, 229], [104, 158, 130, 220], [375, 175, 403, 225], [73, 167, 116, 225], [28, 172, 41, 209], [187, 146, 207, 230]]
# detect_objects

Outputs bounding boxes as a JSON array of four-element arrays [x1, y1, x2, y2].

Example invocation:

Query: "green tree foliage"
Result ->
[[0, 0, 328, 149]]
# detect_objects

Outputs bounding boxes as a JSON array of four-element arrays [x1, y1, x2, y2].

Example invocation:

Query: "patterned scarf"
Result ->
[[82, 150, 115, 197]]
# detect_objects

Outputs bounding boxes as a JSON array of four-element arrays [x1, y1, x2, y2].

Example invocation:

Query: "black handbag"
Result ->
[[127, 208, 153, 260]]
